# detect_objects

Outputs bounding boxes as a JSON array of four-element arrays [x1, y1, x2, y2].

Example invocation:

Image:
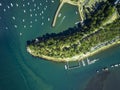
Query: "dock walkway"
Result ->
[[65, 58, 99, 70]]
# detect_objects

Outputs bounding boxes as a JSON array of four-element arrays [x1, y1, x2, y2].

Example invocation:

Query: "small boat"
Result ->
[[96, 70, 99, 73], [104, 68, 109, 71], [114, 64, 119, 67], [20, 32, 22, 36], [111, 65, 114, 68]]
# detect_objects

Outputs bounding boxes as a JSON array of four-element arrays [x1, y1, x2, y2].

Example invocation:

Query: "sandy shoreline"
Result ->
[[27, 40, 120, 62]]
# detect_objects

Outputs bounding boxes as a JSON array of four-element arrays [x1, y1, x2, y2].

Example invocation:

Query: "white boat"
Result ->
[[96, 70, 99, 73], [20, 32, 22, 36], [114, 64, 119, 67], [104, 68, 109, 71], [111, 65, 114, 68]]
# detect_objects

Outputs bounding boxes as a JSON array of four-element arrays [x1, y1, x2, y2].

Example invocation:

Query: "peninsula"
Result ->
[[27, 0, 120, 62]]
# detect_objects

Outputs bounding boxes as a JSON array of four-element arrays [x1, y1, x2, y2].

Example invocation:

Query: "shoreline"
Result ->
[[27, 40, 120, 63]]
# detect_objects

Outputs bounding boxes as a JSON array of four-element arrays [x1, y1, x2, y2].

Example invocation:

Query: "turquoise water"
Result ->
[[0, 0, 120, 90]]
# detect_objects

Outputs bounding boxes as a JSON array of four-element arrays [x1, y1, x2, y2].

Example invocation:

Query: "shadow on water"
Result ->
[[84, 71, 111, 90], [84, 66, 120, 90]]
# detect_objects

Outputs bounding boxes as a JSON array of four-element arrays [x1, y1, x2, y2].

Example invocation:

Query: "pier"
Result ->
[[64, 58, 99, 70], [87, 58, 99, 65], [64, 60, 81, 70]]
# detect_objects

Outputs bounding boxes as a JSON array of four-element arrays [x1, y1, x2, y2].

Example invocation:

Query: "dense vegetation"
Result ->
[[27, 1, 120, 60]]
